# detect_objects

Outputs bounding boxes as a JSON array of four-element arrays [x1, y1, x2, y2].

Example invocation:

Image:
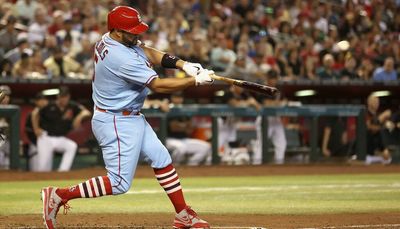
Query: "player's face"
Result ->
[[121, 31, 139, 47]]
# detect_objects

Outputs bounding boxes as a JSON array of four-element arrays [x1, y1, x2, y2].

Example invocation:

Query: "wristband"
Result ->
[[161, 53, 180, 68]]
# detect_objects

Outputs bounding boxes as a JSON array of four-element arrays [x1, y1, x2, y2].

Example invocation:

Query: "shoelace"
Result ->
[[186, 207, 198, 217], [55, 201, 71, 217], [62, 202, 71, 215]]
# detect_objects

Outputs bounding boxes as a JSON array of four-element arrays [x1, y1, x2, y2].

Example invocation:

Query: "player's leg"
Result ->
[[184, 138, 211, 166], [55, 113, 145, 199], [36, 133, 55, 171], [41, 113, 144, 229], [54, 137, 77, 171], [141, 119, 209, 229]]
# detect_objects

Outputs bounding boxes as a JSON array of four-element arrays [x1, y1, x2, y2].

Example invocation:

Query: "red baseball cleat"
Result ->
[[41, 187, 70, 229], [173, 206, 210, 229]]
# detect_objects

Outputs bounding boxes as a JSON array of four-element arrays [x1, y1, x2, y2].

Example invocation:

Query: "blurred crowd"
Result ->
[[0, 0, 399, 82]]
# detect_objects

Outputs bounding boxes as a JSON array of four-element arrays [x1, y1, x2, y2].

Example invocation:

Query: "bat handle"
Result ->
[[210, 74, 237, 84]]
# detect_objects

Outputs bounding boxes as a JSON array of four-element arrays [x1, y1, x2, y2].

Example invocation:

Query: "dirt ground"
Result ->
[[1, 165, 400, 229]]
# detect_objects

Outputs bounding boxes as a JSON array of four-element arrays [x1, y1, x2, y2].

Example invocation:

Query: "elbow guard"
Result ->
[[161, 53, 180, 68]]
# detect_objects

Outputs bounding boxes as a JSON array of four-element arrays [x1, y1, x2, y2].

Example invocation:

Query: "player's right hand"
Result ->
[[195, 69, 214, 86]]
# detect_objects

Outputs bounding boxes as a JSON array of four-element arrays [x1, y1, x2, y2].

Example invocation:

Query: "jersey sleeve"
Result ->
[[118, 60, 158, 86]]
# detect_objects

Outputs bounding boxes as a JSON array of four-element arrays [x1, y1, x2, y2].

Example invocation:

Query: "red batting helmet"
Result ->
[[107, 6, 149, 34]]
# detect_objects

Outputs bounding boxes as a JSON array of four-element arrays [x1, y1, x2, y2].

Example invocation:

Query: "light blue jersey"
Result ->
[[92, 33, 158, 112], [91, 33, 171, 194]]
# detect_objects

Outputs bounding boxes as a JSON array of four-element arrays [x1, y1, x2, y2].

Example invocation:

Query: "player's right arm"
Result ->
[[147, 77, 195, 94], [147, 69, 215, 93]]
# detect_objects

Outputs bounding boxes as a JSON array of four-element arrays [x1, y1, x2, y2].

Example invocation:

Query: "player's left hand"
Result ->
[[183, 62, 203, 77], [195, 69, 214, 86]]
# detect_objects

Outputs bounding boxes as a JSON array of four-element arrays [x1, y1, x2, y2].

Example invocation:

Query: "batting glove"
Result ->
[[183, 62, 203, 77], [195, 69, 214, 86]]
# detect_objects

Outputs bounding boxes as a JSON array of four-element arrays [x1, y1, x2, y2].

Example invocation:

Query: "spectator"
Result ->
[[301, 37, 319, 79], [13, 0, 40, 24], [11, 48, 32, 78], [43, 47, 81, 78], [31, 86, 91, 171], [372, 57, 398, 81], [0, 15, 18, 56], [251, 53, 271, 82], [27, 7, 48, 45], [75, 37, 93, 75], [317, 53, 340, 80], [357, 58, 375, 80], [29, 49, 47, 78], [340, 56, 358, 81], [287, 49, 302, 78], [0, 59, 12, 78], [166, 92, 211, 166], [12, 48, 46, 79], [41, 35, 58, 60], [80, 17, 101, 44], [4, 36, 29, 65], [210, 34, 236, 72], [56, 19, 82, 57], [222, 54, 257, 82], [47, 10, 64, 35]]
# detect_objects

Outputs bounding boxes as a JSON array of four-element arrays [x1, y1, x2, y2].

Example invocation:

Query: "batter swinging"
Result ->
[[41, 6, 213, 229]]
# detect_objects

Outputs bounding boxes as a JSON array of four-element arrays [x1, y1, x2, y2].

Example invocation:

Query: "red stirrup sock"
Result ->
[[56, 176, 113, 201], [154, 164, 187, 213]]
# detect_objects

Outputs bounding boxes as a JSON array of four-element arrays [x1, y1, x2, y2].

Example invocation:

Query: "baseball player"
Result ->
[[41, 6, 213, 229], [32, 86, 91, 172]]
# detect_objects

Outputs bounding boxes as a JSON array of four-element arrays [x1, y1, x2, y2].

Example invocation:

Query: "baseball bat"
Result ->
[[210, 74, 279, 97]]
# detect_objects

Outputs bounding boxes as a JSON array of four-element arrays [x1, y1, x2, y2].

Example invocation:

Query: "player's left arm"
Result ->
[[140, 43, 202, 77]]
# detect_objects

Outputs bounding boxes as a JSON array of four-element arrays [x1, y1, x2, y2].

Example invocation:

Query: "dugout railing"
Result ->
[[142, 104, 367, 164], [2, 104, 366, 169]]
